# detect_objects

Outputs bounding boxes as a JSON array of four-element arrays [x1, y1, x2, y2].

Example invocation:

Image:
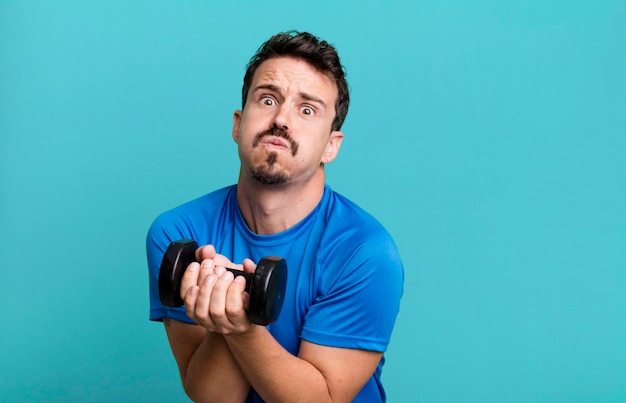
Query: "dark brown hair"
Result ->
[[242, 31, 350, 131]]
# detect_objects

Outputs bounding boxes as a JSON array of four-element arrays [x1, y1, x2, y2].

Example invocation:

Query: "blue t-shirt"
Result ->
[[146, 185, 404, 402]]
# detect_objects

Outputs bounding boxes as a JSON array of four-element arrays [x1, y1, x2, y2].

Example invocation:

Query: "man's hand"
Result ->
[[180, 245, 257, 334]]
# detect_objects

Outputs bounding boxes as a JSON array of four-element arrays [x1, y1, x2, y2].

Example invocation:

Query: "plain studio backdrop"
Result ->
[[1, 1, 624, 402]]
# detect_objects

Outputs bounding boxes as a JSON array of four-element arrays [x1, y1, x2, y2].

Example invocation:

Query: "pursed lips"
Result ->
[[252, 129, 299, 156], [262, 136, 289, 149]]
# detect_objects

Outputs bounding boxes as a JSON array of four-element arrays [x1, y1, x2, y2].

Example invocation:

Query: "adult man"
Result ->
[[147, 31, 404, 402]]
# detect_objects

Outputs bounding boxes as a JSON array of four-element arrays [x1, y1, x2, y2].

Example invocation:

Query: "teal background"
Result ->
[[1, 1, 625, 402]]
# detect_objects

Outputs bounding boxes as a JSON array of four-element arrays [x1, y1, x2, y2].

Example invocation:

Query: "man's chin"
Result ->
[[250, 166, 290, 185]]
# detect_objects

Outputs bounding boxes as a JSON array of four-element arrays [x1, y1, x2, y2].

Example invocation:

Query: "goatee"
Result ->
[[251, 151, 290, 185]]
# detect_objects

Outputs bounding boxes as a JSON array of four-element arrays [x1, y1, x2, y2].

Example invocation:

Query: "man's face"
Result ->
[[232, 57, 343, 186]]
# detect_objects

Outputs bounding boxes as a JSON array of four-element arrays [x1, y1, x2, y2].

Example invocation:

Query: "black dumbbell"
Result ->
[[158, 239, 287, 326]]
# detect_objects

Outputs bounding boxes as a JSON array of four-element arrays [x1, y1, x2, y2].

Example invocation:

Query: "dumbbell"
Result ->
[[158, 239, 287, 326]]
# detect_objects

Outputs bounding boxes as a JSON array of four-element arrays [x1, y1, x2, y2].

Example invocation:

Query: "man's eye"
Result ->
[[261, 97, 275, 106], [301, 106, 314, 115]]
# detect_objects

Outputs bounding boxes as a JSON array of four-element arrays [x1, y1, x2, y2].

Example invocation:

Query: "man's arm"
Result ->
[[225, 327, 383, 403], [164, 318, 250, 403], [179, 247, 386, 402], [182, 259, 383, 402]]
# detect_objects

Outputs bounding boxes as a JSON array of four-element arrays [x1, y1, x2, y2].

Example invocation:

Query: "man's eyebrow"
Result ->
[[300, 91, 326, 108], [253, 83, 281, 94]]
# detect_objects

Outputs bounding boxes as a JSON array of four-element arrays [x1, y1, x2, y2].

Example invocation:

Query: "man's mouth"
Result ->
[[253, 127, 299, 156], [262, 137, 289, 149]]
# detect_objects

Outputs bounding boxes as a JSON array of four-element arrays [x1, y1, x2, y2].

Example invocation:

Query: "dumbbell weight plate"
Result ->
[[158, 240, 197, 307], [249, 256, 287, 325]]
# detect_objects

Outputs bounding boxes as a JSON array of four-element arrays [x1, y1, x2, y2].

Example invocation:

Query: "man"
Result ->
[[147, 31, 404, 402]]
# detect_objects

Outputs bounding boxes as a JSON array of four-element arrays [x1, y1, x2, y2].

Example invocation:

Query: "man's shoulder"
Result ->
[[323, 187, 389, 236], [148, 185, 236, 238], [318, 187, 401, 267], [159, 185, 235, 219]]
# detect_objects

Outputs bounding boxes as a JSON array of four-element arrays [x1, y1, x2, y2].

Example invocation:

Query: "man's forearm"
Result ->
[[224, 326, 332, 403], [185, 331, 250, 402]]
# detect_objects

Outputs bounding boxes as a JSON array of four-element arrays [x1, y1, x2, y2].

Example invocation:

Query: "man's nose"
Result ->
[[273, 103, 290, 131]]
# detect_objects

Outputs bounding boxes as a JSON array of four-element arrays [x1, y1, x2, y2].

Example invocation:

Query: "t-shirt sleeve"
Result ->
[[300, 232, 404, 352]]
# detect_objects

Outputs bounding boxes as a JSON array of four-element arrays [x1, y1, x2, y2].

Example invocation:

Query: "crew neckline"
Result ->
[[232, 185, 329, 247]]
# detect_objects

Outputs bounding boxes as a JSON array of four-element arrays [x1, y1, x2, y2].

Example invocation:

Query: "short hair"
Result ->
[[242, 31, 350, 132]]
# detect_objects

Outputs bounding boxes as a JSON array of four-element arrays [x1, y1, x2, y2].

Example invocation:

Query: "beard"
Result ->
[[250, 152, 291, 185], [249, 126, 299, 185]]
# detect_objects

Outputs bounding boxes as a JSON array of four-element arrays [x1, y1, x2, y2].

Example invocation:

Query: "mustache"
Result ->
[[252, 126, 299, 156]]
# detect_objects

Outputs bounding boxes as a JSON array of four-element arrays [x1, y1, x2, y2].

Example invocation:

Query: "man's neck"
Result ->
[[236, 169, 326, 235]]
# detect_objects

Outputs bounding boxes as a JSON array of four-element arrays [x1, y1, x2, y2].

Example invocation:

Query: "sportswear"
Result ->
[[146, 184, 404, 402]]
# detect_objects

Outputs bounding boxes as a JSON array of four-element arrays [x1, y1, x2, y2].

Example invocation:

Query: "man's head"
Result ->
[[241, 31, 350, 132]]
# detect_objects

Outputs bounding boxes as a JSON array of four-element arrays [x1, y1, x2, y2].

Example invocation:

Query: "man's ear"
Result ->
[[321, 130, 344, 164], [232, 110, 242, 143]]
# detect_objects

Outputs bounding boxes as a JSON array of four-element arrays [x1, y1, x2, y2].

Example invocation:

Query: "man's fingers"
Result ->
[[178, 248, 252, 332], [209, 271, 234, 323], [195, 244, 216, 261], [226, 275, 248, 318], [183, 284, 199, 318], [242, 258, 257, 274], [196, 244, 238, 270], [198, 258, 215, 285], [192, 274, 217, 322], [180, 261, 201, 299]]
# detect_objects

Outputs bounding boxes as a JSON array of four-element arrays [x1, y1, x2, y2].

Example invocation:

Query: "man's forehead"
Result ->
[[251, 57, 337, 100]]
